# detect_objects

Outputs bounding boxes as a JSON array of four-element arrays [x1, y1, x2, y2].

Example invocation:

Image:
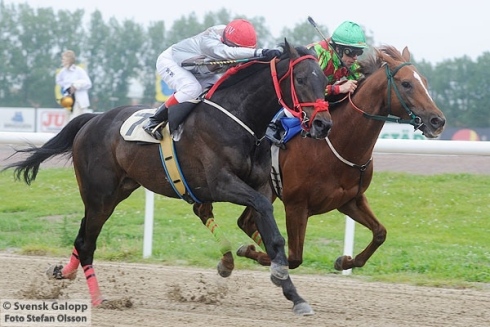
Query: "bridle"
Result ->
[[325, 61, 423, 196], [270, 55, 329, 131], [348, 62, 423, 130]]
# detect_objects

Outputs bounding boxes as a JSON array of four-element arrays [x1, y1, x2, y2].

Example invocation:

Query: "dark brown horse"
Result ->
[[4, 41, 332, 315], [201, 45, 446, 271]]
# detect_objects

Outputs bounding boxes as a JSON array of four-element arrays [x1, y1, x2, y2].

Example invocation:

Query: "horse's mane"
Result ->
[[292, 45, 316, 57], [358, 45, 404, 78], [217, 45, 316, 90], [329, 45, 403, 111]]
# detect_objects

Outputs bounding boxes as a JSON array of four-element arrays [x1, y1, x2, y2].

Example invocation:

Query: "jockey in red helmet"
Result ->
[[144, 19, 282, 140], [222, 19, 257, 48]]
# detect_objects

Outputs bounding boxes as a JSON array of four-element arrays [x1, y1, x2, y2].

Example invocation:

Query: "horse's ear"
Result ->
[[284, 38, 299, 59], [375, 47, 384, 62], [401, 46, 411, 62]]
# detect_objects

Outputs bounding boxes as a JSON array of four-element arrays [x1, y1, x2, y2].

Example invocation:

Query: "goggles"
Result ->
[[343, 47, 364, 58]]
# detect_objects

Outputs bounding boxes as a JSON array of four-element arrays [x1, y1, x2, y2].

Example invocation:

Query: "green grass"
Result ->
[[0, 167, 489, 289]]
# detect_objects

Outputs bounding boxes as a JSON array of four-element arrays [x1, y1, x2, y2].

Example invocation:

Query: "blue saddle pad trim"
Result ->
[[280, 117, 301, 143]]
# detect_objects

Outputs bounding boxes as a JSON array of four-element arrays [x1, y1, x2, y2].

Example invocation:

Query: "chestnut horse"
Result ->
[[4, 41, 331, 315], [197, 45, 446, 272]]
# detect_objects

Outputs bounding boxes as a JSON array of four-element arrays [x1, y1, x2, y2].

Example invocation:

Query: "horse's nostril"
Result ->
[[431, 116, 445, 128], [311, 120, 332, 139], [314, 119, 332, 130]]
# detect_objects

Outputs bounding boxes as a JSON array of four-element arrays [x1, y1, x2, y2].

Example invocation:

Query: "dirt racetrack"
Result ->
[[1, 145, 489, 326], [1, 253, 489, 327]]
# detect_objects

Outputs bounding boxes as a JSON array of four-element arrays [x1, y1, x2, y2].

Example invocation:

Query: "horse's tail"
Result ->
[[3, 113, 98, 185]]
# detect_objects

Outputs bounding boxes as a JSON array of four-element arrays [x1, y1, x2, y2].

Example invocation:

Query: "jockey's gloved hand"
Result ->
[[260, 49, 282, 60]]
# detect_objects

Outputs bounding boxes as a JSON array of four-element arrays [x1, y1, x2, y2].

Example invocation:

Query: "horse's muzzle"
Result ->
[[308, 118, 332, 139]]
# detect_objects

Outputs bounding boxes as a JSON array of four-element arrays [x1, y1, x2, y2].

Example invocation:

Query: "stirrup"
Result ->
[[268, 135, 285, 149], [144, 121, 167, 140]]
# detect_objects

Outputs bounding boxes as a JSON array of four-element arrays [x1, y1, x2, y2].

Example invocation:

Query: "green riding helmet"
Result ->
[[331, 21, 367, 48]]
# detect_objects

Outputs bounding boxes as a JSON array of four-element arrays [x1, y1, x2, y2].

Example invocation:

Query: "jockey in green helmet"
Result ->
[[308, 20, 368, 98]]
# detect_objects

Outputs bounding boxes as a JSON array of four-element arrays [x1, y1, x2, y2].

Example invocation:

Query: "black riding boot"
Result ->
[[266, 113, 285, 147], [143, 104, 169, 140]]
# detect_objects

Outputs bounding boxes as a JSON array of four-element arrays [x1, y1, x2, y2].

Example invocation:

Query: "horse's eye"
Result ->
[[401, 81, 412, 89], [296, 77, 305, 85]]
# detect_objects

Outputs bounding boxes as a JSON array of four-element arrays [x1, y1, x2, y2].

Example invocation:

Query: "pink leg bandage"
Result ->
[[61, 248, 80, 278], [83, 265, 104, 305]]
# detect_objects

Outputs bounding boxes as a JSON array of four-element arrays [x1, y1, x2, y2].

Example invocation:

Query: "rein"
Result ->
[[270, 55, 329, 131], [348, 62, 423, 129]]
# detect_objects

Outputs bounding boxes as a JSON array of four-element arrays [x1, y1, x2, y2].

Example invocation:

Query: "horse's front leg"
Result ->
[[335, 195, 387, 270], [250, 193, 314, 315], [193, 203, 234, 277]]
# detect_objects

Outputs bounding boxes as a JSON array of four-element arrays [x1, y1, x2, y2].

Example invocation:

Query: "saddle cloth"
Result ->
[[120, 108, 160, 143]]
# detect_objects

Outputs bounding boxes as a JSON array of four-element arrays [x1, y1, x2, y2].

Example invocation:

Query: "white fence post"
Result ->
[[342, 216, 356, 276], [143, 189, 155, 258]]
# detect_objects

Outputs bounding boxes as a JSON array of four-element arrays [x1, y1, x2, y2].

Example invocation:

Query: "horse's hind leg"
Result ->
[[49, 213, 105, 281], [236, 206, 272, 266], [335, 195, 386, 270], [48, 167, 137, 305], [46, 215, 109, 305], [193, 203, 234, 277]]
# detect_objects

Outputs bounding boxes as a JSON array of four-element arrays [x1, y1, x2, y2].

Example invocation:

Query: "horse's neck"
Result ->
[[329, 90, 386, 162], [213, 76, 280, 137]]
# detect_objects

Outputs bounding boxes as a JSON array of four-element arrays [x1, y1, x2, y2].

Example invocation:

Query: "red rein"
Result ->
[[270, 55, 329, 130]]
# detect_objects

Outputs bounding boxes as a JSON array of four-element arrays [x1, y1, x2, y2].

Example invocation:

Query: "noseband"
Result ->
[[270, 55, 329, 131]]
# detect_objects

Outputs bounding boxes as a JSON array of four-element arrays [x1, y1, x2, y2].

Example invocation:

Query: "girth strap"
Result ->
[[159, 127, 200, 204]]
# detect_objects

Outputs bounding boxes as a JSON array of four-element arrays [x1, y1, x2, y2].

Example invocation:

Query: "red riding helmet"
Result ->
[[222, 19, 257, 49]]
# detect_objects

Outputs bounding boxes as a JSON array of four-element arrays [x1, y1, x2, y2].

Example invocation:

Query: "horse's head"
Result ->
[[358, 46, 446, 138], [275, 40, 332, 139]]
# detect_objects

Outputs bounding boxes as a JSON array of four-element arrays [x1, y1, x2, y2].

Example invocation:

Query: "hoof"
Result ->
[[293, 302, 315, 316], [46, 265, 64, 279], [217, 261, 232, 278], [93, 298, 105, 306], [236, 244, 250, 257], [46, 265, 77, 280], [334, 255, 352, 271]]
